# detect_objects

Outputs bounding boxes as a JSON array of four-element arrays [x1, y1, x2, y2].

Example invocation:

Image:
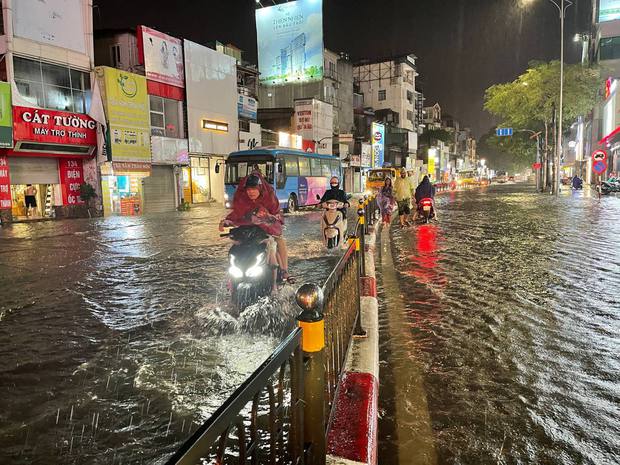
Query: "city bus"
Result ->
[[221, 148, 342, 212], [365, 167, 398, 193]]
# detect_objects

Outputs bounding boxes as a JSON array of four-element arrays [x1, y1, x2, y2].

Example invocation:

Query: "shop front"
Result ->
[[148, 136, 189, 212], [1, 106, 97, 221], [100, 161, 151, 216]]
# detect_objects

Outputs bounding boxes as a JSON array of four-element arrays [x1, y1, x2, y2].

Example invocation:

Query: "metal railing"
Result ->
[[165, 195, 379, 465], [165, 330, 304, 465]]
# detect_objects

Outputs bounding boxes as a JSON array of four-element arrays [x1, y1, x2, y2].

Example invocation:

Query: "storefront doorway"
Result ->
[[8, 157, 61, 220], [100, 162, 152, 216], [190, 156, 211, 203]]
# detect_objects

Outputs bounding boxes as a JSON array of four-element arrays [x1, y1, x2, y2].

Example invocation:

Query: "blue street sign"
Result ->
[[593, 160, 607, 175], [496, 128, 513, 137]]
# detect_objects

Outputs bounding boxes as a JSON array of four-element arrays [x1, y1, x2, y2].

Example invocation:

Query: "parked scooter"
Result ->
[[417, 198, 435, 224], [317, 194, 350, 249], [601, 177, 620, 195], [222, 225, 277, 312]]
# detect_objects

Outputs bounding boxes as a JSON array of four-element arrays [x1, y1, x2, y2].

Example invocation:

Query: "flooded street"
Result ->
[[378, 184, 620, 465], [0, 206, 339, 465]]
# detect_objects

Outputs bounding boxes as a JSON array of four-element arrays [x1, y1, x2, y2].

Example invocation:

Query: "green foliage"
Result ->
[[420, 128, 453, 146], [484, 60, 602, 130], [478, 129, 536, 173], [79, 183, 97, 202]]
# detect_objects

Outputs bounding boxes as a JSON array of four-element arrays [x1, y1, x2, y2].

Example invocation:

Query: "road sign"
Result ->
[[592, 149, 607, 163], [496, 128, 513, 137], [593, 160, 607, 174], [532, 162, 542, 170]]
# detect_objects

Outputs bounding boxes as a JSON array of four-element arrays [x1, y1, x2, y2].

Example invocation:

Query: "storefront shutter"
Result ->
[[142, 165, 176, 213], [8, 157, 60, 185]]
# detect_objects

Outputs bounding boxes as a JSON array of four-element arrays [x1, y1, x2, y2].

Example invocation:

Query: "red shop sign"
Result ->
[[59, 158, 85, 205], [0, 156, 11, 210], [13, 107, 97, 146]]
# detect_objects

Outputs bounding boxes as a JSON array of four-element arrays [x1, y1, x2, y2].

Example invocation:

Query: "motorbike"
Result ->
[[222, 225, 277, 312], [601, 178, 620, 195], [417, 198, 435, 224], [571, 177, 583, 190], [317, 196, 348, 249]]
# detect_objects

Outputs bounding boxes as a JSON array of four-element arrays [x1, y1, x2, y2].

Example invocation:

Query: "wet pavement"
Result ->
[[378, 184, 620, 465], [0, 205, 342, 465]]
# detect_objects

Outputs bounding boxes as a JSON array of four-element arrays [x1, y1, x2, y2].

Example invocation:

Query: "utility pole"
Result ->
[[548, 0, 573, 196]]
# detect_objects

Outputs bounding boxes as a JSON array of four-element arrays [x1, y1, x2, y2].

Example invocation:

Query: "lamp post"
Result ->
[[548, 0, 573, 196]]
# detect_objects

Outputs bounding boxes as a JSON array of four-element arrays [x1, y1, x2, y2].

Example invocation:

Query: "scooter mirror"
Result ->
[[215, 164, 220, 174], [316, 194, 321, 201], [277, 163, 283, 173]]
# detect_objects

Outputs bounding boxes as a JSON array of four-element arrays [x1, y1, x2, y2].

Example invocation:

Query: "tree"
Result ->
[[483, 60, 602, 187], [478, 129, 536, 173], [419, 128, 452, 146]]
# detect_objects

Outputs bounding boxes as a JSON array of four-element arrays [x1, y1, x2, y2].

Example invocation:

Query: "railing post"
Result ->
[[354, 212, 367, 337], [357, 204, 367, 278], [296, 284, 326, 465]]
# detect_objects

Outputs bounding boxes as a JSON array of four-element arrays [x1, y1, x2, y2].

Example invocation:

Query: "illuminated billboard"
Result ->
[[371, 122, 385, 168], [256, 0, 324, 86], [599, 0, 620, 22]]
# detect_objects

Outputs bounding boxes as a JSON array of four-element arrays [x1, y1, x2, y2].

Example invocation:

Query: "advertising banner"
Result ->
[[58, 158, 85, 205], [151, 136, 189, 164], [256, 0, 324, 86], [294, 98, 333, 154], [361, 143, 372, 167], [13, 106, 97, 146], [0, 82, 13, 148], [599, 0, 620, 22], [371, 122, 385, 168], [13, 0, 86, 53], [0, 156, 11, 210], [98, 67, 151, 162], [138, 26, 185, 88], [428, 153, 435, 181], [238, 94, 258, 120]]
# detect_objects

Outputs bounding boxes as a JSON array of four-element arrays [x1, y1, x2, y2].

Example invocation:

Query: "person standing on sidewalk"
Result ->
[[378, 176, 396, 225], [394, 169, 413, 227]]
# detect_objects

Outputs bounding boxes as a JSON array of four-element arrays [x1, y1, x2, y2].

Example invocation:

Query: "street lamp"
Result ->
[[548, 0, 573, 196]]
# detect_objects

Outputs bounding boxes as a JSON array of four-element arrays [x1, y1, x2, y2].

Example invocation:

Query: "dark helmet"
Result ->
[[246, 174, 261, 188]]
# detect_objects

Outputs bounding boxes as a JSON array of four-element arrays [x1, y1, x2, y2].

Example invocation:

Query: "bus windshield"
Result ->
[[225, 160, 274, 185], [368, 169, 393, 182]]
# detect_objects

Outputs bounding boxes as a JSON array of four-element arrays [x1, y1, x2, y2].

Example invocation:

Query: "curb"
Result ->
[[326, 226, 379, 465]]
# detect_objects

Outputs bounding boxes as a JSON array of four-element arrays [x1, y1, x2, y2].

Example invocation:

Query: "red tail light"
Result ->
[[420, 198, 433, 206]]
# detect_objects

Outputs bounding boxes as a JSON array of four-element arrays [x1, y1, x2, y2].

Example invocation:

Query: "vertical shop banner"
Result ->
[[138, 26, 185, 88], [59, 159, 84, 205], [0, 156, 11, 209], [0, 82, 13, 148], [97, 67, 151, 162], [371, 122, 385, 168], [256, 0, 324, 86], [237, 94, 258, 120]]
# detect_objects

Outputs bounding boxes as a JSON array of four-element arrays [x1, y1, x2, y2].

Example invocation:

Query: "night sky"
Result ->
[[94, 0, 593, 136]]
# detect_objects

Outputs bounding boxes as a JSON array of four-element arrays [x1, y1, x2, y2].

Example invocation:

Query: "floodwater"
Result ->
[[378, 184, 620, 465], [0, 205, 340, 465]]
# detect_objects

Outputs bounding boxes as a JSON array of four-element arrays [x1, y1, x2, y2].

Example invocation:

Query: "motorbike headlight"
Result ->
[[246, 253, 265, 278], [228, 256, 243, 279]]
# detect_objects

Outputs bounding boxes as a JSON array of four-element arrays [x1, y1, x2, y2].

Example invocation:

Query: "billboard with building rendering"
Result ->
[[256, 0, 324, 86], [599, 0, 620, 22]]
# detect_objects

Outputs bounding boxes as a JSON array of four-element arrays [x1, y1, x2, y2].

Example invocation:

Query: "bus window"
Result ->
[[310, 158, 321, 176], [225, 160, 274, 184], [276, 157, 286, 189], [298, 157, 311, 176], [285, 157, 299, 177], [330, 160, 340, 177], [321, 160, 331, 177]]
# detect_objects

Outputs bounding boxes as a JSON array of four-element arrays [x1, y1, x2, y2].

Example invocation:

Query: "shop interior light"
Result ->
[[202, 119, 229, 132]]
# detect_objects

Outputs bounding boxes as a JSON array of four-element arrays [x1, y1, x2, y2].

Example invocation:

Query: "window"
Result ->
[[321, 160, 331, 177], [330, 160, 341, 177], [149, 95, 183, 138], [111, 45, 121, 68], [14, 57, 91, 113], [285, 157, 299, 177], [407, 110, 414, 122], [600, 37, 620, 61], [225, 160, 274, 185], [276, 157, 286, 189], [378, 89, 386, 101], [407, 90, 414, 102], [310, 157, 321, 176], [298, 156, 311, 176]]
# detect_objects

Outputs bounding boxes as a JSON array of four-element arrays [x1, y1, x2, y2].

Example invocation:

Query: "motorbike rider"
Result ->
[[413, 175, 437, 221], [394, 169, 413, 227], [319, 176, 350, 217], [219, 172, 291, 283], [571, 175, 583, 189]]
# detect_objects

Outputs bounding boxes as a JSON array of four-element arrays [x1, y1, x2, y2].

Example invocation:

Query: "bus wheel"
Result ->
[[285, 194, 297, 213]]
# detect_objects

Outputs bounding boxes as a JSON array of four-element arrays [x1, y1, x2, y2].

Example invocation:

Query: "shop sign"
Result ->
[[371, 122, 385, 168], [13, 107, 97, 146], [350, 155, 361, 167], [0, 82, 13, 148], [361, 143, 372, 167], [0, 156, 11, 209], [59, 158, 84, 205], [138, 26, 185, 88], [97, 67, 151, 162], [112, 161, 152, 175], [237, 94, 258, 120], [295, 99, 314, 133]]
